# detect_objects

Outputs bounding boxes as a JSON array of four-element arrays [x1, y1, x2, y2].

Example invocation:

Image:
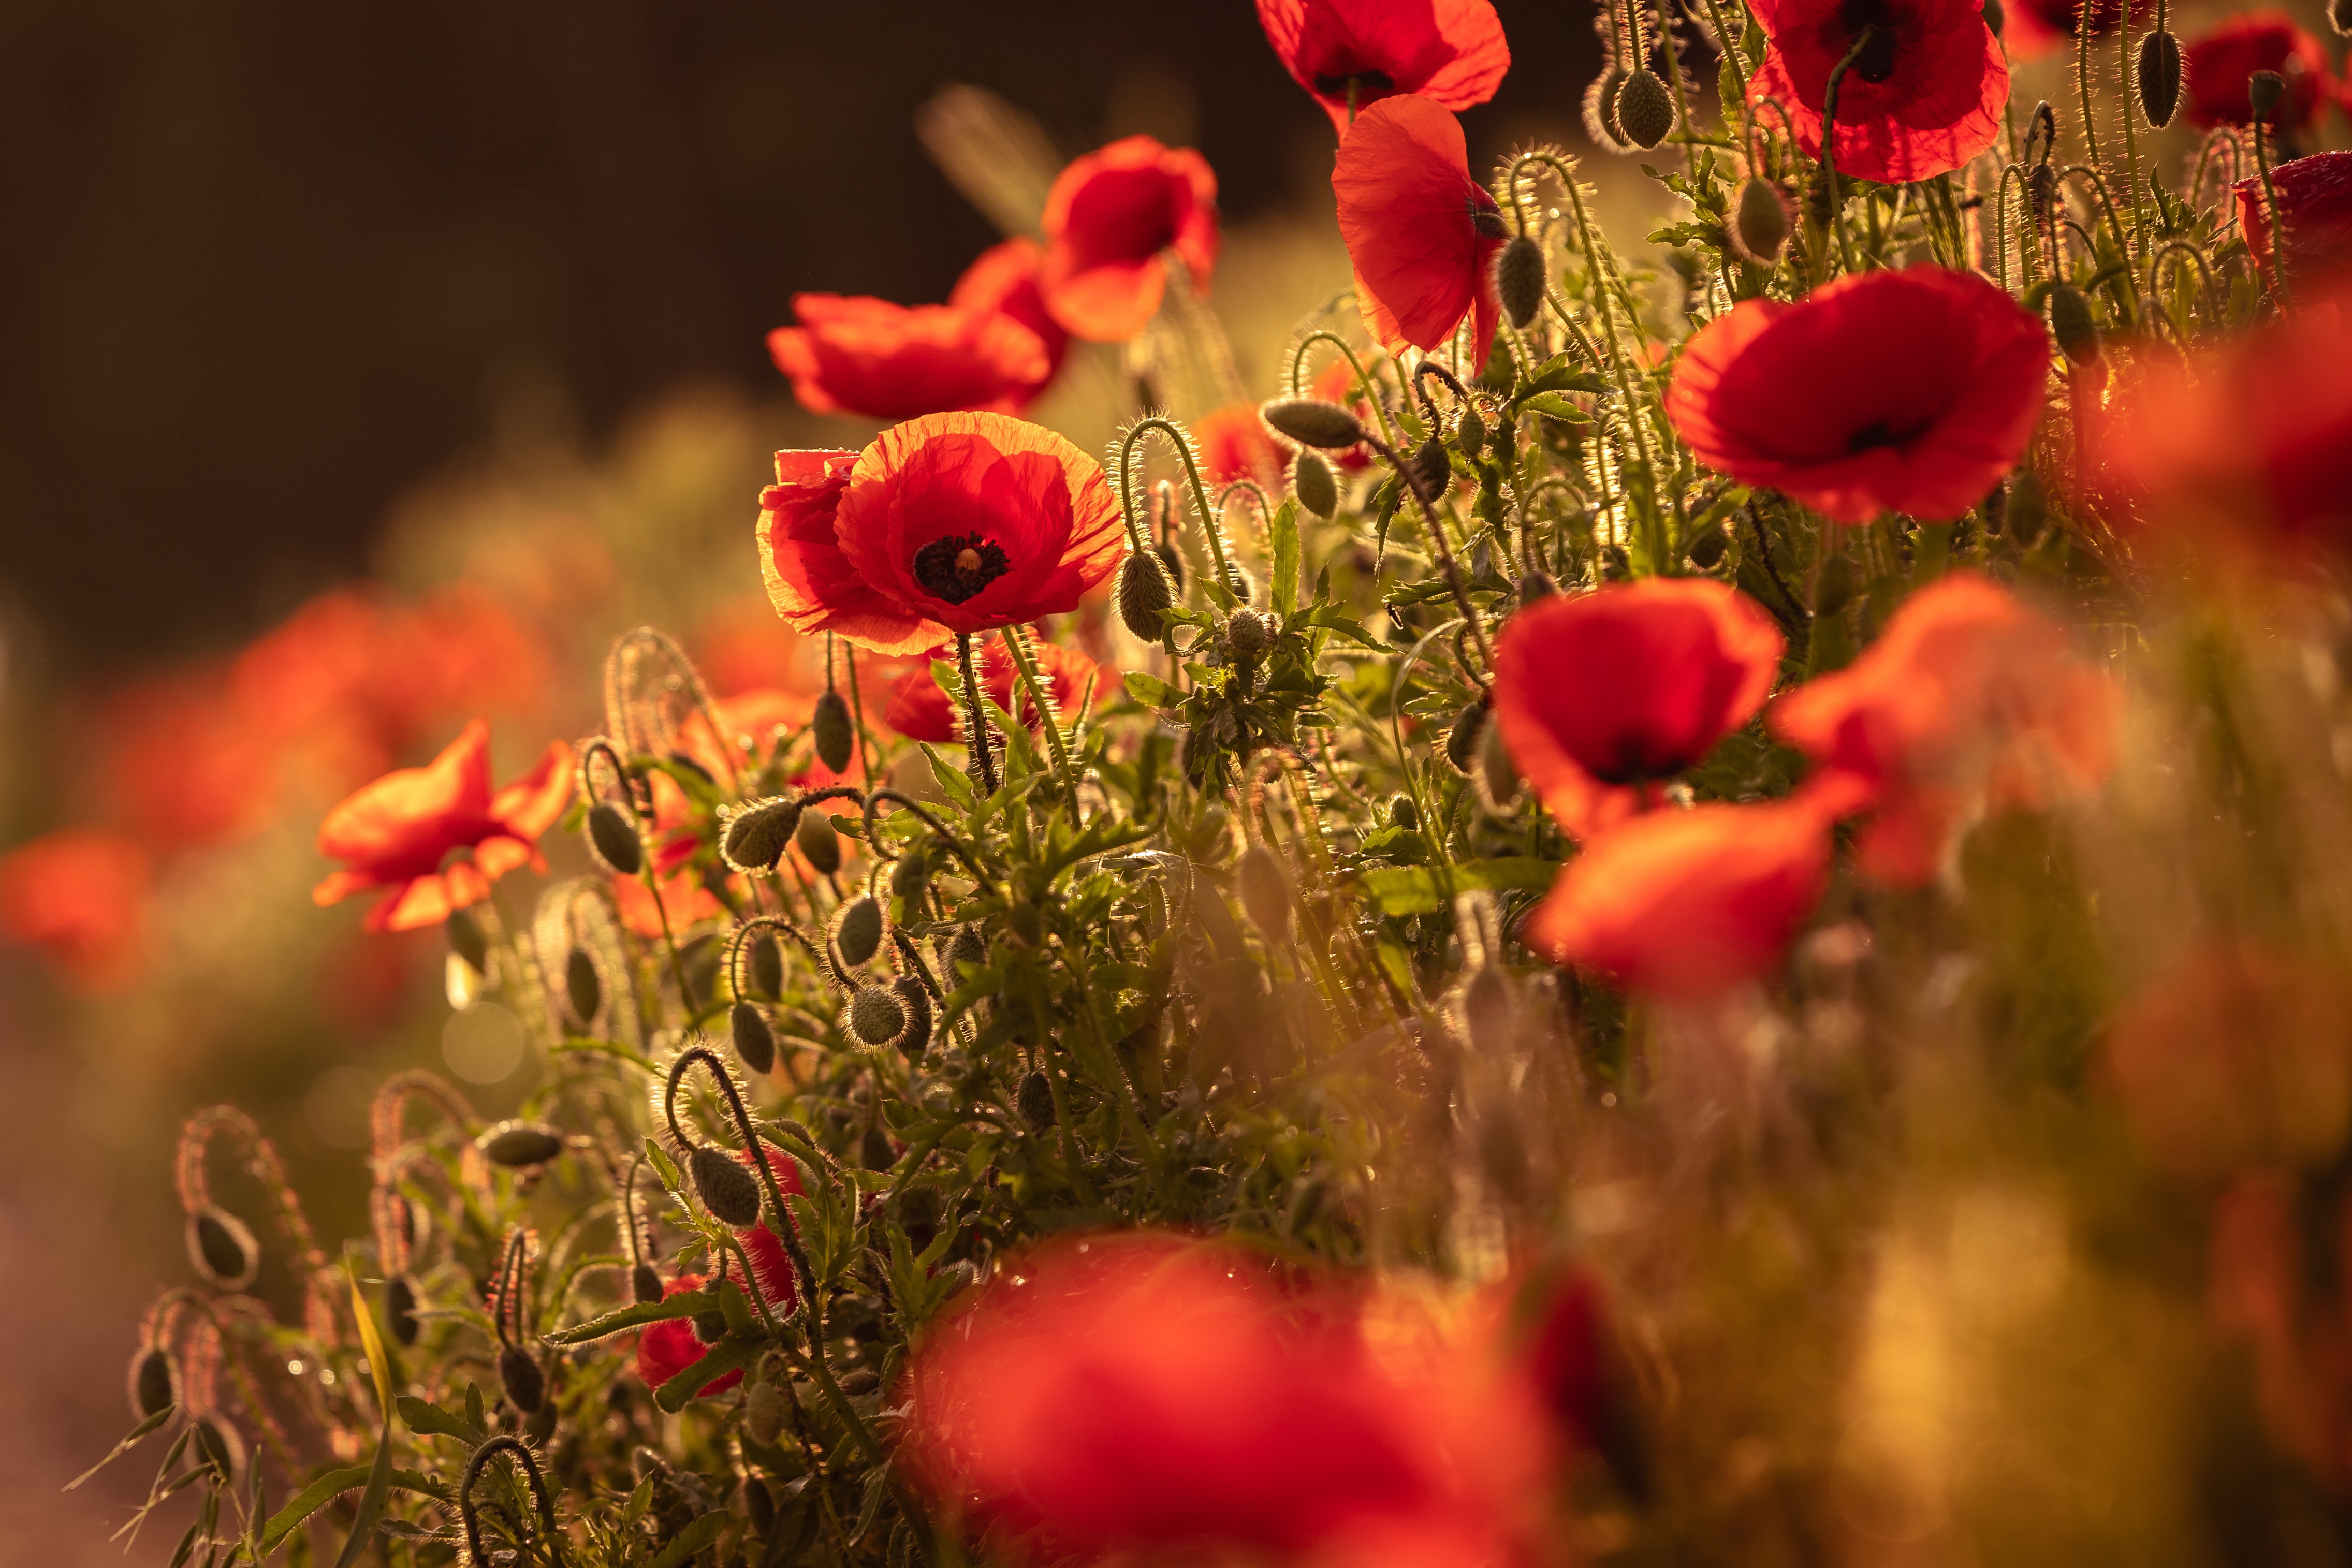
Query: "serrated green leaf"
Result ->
[[1123, 670, 1180, 710], [1516, 392, 1593, 424], [647, 1511, 731, 1568], [544, 1292, 705, 1345], [654, 1338, 762, 1414], [392, 1395, 484, 1444], [1359, 857, 1562, 915]]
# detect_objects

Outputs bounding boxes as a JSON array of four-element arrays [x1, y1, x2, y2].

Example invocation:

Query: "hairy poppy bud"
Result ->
[[731, 1001, 776, 1075], [848, 984, 909, 1051], [1456, 404, 1488, 461], [1497, 233, 1548, 328], [1155, 540, 1186, 593], [1445, 700, 1488, 773], [1261, 397, 1368, 450], [193, 1417, 243, 1484], [689, 1144, 763, 1227], [693, 1308, 728, 1344], [2137, 30, 2183, 127], [794, 810, 841, 876], [1614, 68, 1675, 150], [1730, 178, 1791, 265], [631, 1263, 664, 1305], [1814, 553, 1859, 616], [387, 1275, 421, 1346], [1477, 716, 1523, 812], [749, 931, 784, 999], [721, 797, 802, 874], [892, 975, 934, 1058], [1390, 793, 1421, 830], [944, 925, 987, 982], [2047, 283, 2099, 364], [565, 948, 601, 1027], [830, 896, 886, 972], [1016, 1069, 1058, 1131], [743, 1381, 787, 1448], [1116, 550, 1176, 641], [446, 908, 490, 974], [499, 1345, 546, 1414], [811, 690, 856, 774], [2249, 69, 2286, 124], [1520, 570, 1559, 605], [1236, 845, 1294, 945], [1584, 66, 1633, 148], [479, 1120, 566, 1168], [1410, 434, 1451, 497], [129, 1346, 176, 1419], [1226, 607, 1276, 660], [1686, 524, 1728, 569], [889, 848, 931, 907], [588, 801, 644, 876], [1294, 451, 1338, 519], [188, 1206, 258, 1289]]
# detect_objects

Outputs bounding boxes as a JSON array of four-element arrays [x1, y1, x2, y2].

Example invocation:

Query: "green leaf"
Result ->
[[543, 1292, 705, 1345], [654, 1338, 762, 1414], [259, 1466, 445, 1556], [1359, 857, 1562, 916], [392, 1395, 484, 1444], [1122, 670, 1180, 710], [327, 1424, 394, 1568], [647, 1511, 731, 1568], [1515, 391, 1593, 424], [1270, 499, 1301, 618]]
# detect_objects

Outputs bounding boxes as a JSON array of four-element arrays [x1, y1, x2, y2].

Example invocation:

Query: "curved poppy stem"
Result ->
[[727, 913, 833, 1000], [460, 1437, 564, 1568], [1287, 331, 1398, 447], [1364, 432, 1494, 684], [2188, 127, 2241, 221], [955, 632, 1001, 797], [1119, 416, 1238, 604], [2073, 0, 2103, 174], [2149, 240, 2220, 328], [664, 1046, 816, 1315], [2061, 164, 2141, 308], [999, 624, 1078, 804], [1818, 25, 1879, 280], [861, 788, 994, 884]]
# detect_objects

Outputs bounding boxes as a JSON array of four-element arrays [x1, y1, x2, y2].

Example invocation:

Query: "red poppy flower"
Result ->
[[883, 639, 1108, 744], [1039, 136, 1220, 343], [735, 1143, 806, 1311], [766, 295, 1053, 422], [951, 237, 1071, 387], [1771, 573, 2114, 886], [2184, 11, 2332, 133], [1195, 402, 1292, 489], [1255, 0, 1511, 134], [1665, 266, 2048, 524], [2000, 0, 2153, 58], [0, 829, 151, 990], [635, 1274, 746, 1398], [97, 675, 277, 851], [757, 412, 1126, 657], [2238, 153, 2352, 293], [1332, 95, 1506, 366], [311, 720, 574, 932], [1746, 0, 2007, 184], [1489, 580, 1785, 842], [1521, 800, 1832, 998]]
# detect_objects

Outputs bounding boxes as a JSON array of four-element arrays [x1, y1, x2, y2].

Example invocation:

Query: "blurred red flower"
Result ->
[[610, 863, 728, 940], [694, 597, 827, 699], [2184, 11, 2332, 131], [1256, 0, 1511, 134], [757, 413, 1126, 657], [97, 674, 277, 851], [950, 237, 1071, 389], [635, 1274, 745, 1398], [1039, 136, 1220, 343], [1666, 266, 2048, 524], [1490, 580, 1784, 842], [883, 639, 1108, 744], [311, 720, 574, 932], [2000, 0, 2152, 58], [1771, 573, 2114, 886], [1194, 402, 1292, 489], [1747, 0, 2007, 184], [1333, 94, 1506, 367], [0, 829, 151, 990], [2207, 1171, 2352, 1488], [766, 295, 1054, 422], [1311, 350, 1387, 470], [1521, 800, 1832, 998], [2238, 153, 2352, 294]]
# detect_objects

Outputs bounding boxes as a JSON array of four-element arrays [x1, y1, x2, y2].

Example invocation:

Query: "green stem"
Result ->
[[999, 624, 1079, 804], [955, 632, 1000, 796], [1818, 25, 1880, 279], [1119, 417, 1238, 604], [2074, 0, 2104, 172], [2252, 119, 2293, 313]]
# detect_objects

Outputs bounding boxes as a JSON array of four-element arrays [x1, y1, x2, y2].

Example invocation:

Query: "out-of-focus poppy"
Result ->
[[96, 675, 278, 850], [2104, 944, 2352, 1180], [1490, 580, 1784, 841], [735, 1144, 806, 1311], [757, 413, 1126, 657], [2206, 1171, 2352, 1489], [1195, 402, 1292, 489], [767, 295, 1054, 422], [1747, 0, 2008, 184], [2000, 0, 2153, 58], [1039, 136, 1220, 343], [609, 863, 728, 940], [1665, 266, 2048, 524], [883, 638, 1109, 744], [2238, 152, 2352, 293], [1771, 573, 2114, 886], [2184, 11, 2333, 133], [635, 1274, 745, 1398], [0, 829, 151, 990], [1521, 800, 1832, 998], [311, 720, 574, 932], [950, 237, 1071, 392], [1505, 1262, 1647, 1495], [1333, 95, 1507, 367], [694, 597, 827, 700], [1255, 0, 1511, 134]]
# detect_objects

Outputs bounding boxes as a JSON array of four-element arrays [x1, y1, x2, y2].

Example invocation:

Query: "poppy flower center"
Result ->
[[1834, 0, 1902, 83], [911, 532, 1013, 605], [1847, 417, 1929, 454], [1311, 67, 1396, 96]]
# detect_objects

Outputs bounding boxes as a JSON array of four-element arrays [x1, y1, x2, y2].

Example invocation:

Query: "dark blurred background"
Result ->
[[0, 0, 1603, 684]]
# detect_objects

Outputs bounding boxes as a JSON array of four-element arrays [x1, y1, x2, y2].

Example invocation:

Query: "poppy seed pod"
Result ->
[[1293, 450, 1338, 519], [2137, 30, 2183, 127], [848, 983, 910, 1051], [2249, 69, 2287, 124], [388, 1274, 421, 1346], [479, 1120, 566, 1168], [830, 896, 887, 972], [722, 797, 802, 873], [1259, 398, 1368, 450], [588, 801, 644, 876], [1730, 179, 1792, 266], [2047, 283, 2100, 365], [188, 1206, 258, 1289], [446, 907, 490, 974], [794, 810, 842, 876], [1477, 714, 1524, 812], [1116, 550, 1177, 642], [689, 1144, 763, 1227], [1227, 607, 1276, 660], [1236, 845, 1294, 945], [631, 1263, 664, 1306], [1614, 68, 1675, 150], [892, 975, 934, 1058], [1390, 793, 1421, 830], [1016, 1069, 1058, 1131], [744, 1380, 787, 1448], [499, 1345, 546, 1414], [732, 1001, 777, 1075], [129, 1346, 176, 1420], [1445, 700, 1488, 773], [750, 931, 785, 999], [1584, 66, 1634, 148], [1497, 233, 1548, 328], [565, 948, 601, 1027]]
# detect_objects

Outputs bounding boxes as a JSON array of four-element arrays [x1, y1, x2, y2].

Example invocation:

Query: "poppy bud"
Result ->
[[749, 931, 785, 999], [1814, 553, 1859, 616], [2047, 283, 2099, 365], [1463, 965, 1515, 1056], [2026, 161, 2056, 220], [387, 1274, 421, 1346], [1981, 480, 2008, 537], [565, 948, 601, 1027], [2137, 30, 2183, 127], [129, 1346, 177, 1420], [1410, 434, 1451, 497], [1227, 607, 1276, 660], [1294, 450, 1339, 519], [1686, 524, 1728, 569], [499, 1345, 546, 1414], [1390, 794, 1421, 830], [621, 1261, 660, 1307], [446, 908, 490, 974], [193, 1417, 243, 1484], [846, 983, 910, 1052], [1456, 404, 1488, 461], [1445, 700, 1488, 773], [1016, 1069, 1058, 1131], [721, 797, 802, 874], [2249, 69, 2286, 124], [809, 690, 856, 775], [794, 810, 842, 876], [1497, 233, 1548, 328], [1115, 551, 1176, 642], [893, 975, 934, 1059], [744, 1380, 787, 1448], [693, 1308, 728, 1344], [1156, 540, 1186, 592], [889, 848, 931, 907], [188, 1206, 258, 1289], [1236, 844, 1294, 945], [1519, 570, 1559, 605], [830, 896, 886, 972], [731, 1001, 777, 1075], [689, 1144, 763, 1227], [1584, 66, 1633, 148], [588, 801, 644, 876], [479, 1120, 566, 1168], [1260, 398, 1367, 450], [1614, 69, 1675, 150], [944, 925, 987, 982], [1730, 179, 1792, 266], [1477, 715, 1523, 812]]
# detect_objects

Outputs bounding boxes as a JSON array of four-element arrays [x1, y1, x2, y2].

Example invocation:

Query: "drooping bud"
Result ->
[[446, 908, 490, 975], [499, 1345, 546, 1414], [892, 975, 934, 1059], [749, 931, 785, 999], [2249, 69, 2287, 124], [1226, 607, 1276, 660], [1016, 1069, 1058, 1131], [2047, 283, 2100, 364], [1477, 715, 1524, 812], [860, 1123, 895, 1171], [1444, 701, 1488, 773], [1155, 540, 1186, 593], [631, 1263, 664, 1306], [1455, 404, 1488, 461], [794, 810, 842, 876], [1293, 451, 1338, 519], [1390, 794, 1420, 831], [688, 1144, 763, 1227], [478, 1120, 566, 1169], [1614, 68, 1675, 150], [1686, 523, 1728, 569], [565, 948, 601, 1028], [387, 1275, 421, 1347], [1259, 398, 1367, 449], [187, 1207, 258, 1289], [192, 1417, 244, 1484], [588, 802, 644, 876], [731, 1001, 776, 1075], [846, 984, 909, 1051], [944, 925, 987, 982], [829, 896, 887, 972], [811, 690, 856, 774], [743, 1380, 787, 1448], [721, 797, 802, 874], [1497, 233, 1548, 328], [1236, 845, 1294, 946], [1814, 553, 1860, 616], [2137, 30, 2183, 127], [129, 1346, 177, 1419], [1584, 66, 1633, 148], [1409, 434, 1451, 497], [1730, 179, 1791, 265], [1116, 551, 1176, 641], [1463, 964, 1516, 1056]]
